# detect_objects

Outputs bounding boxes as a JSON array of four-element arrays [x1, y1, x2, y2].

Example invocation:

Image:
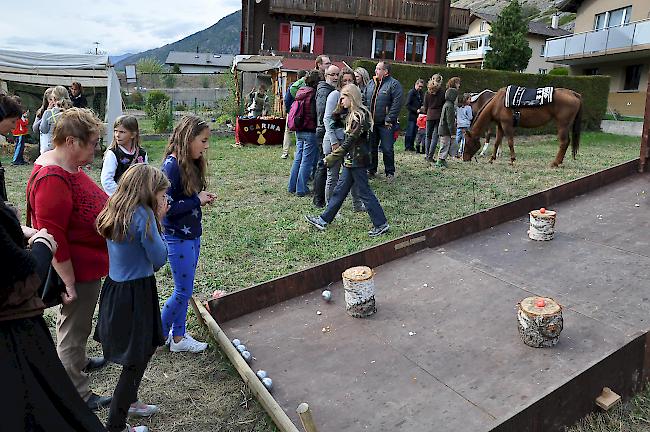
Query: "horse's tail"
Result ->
[[571, 94, 582, 159]]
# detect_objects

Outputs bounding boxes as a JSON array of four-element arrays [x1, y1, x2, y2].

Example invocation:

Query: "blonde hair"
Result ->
[[164, 115, 209, 196], [50, 85, 73, 110], [340, 84, 373, 133], [353, 67, 370, 87], [37, 88, 53, 118], [109, 115, 141, 151], [52, 108, 104, 148], [427, 74, 443, 94], [447, 76, 461, 89], [97, 164, 170, 241]]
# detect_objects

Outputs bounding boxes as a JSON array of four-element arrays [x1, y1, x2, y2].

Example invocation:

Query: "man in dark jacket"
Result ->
[[364, 61, 403, 182], [70, 82, 88, 109], [312, 64, 339, 207], [404, 79, 424, 152]]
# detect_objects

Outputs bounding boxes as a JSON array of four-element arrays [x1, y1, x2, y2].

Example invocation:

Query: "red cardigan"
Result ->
[[12, 117, 28, 136], [28, 165, 109, 283]]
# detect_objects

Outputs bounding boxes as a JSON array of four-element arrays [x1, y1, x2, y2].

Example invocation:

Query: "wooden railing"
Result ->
[[269, 0, 443, 27], [449, 7, 470, 33]]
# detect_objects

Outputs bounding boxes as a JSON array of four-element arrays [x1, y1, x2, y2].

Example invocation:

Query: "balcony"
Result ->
[[446, 34, 491, 63], [545, 17, 650, 64], [269, 0, 469, 31]]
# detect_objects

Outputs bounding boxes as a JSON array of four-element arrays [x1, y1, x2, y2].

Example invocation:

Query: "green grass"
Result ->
[[2, 131, 643, 431], [602, 113, 645, 122]]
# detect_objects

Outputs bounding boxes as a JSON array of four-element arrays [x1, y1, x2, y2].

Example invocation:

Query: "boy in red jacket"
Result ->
[[12, 109, 29, 165]]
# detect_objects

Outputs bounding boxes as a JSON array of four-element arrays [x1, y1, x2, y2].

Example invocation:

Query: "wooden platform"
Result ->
[[219, 172, 650, 431]]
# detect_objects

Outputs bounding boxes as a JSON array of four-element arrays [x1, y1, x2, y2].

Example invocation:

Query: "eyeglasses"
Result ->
[[326, 73, 338, 76]]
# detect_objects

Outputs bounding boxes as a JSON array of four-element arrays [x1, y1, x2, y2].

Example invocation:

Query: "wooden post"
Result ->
[[190, 298, 300, 432], [639, 69, 650, 172], [296, 403, 319, 432]]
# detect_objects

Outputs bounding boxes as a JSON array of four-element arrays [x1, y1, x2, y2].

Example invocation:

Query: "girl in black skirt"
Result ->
[[95, 164, 170, 432]]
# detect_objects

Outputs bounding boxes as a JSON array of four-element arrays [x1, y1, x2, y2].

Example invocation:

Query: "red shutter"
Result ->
[[313, 26, 325, 55], [426, 36, 437, 64], [395, 32, 406, 61], [279, 23, 290, 52]]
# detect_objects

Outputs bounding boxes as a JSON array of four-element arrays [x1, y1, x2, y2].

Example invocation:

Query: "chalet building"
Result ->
[[446, 12, 569, 74], [241, 0, 470, 65], [545, 0, 650, 117], [165, 51, 234, 74]]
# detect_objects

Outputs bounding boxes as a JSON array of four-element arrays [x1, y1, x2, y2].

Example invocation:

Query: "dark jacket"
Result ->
[[364, 75, 403, 125], [71, 93, 88, 109], [316, 81, 336, 137], [438, 88, 459, 137], [0, 201, 51, 321], [422, 88, 446, 121], [406, 88, 423, 121], [324, 110, 372, 169]]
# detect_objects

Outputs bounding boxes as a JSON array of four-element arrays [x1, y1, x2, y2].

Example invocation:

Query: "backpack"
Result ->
[[287, 87, 315, 132], [284, 85, 295, 114]]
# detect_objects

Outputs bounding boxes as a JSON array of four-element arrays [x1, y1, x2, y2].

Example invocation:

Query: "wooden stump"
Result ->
[[517, 297, 563, 348], [342, 266, 376, 318], [528, 209, 556, 241]]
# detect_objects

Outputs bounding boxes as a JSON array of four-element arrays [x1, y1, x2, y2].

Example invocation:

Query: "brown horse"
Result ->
[[469, 89, 496, 155], [463, 87, 583, 167]]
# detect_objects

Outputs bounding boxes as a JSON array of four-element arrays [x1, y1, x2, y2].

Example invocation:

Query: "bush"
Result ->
[[549, 67, 569, 76], [145, 90, 170, 117], [130, 91, 144, 107], [353, 60, 610, 131], [201, 76, 211, 88], [151, 100, 173, 133], [175, 102, 188, 111], [163, 74, 177, 88]]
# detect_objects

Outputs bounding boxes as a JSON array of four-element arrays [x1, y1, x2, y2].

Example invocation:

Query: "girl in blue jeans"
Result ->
[[160, 116, 216, 353]]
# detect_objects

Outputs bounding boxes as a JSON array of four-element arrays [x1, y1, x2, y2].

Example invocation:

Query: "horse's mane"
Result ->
[[470, 90, 498, 129], [469, 89, 495, 103]]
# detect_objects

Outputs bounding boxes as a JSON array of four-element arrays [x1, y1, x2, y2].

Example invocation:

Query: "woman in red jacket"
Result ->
[[28, 107, 113, 411]]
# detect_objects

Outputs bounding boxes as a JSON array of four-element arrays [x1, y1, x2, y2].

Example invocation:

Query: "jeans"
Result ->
[[425, 120, 440, 161], [321, 166, 387, 228], [288, 131, 318, 195], [161, 235, 201, 338], [12, 135, 26, 163], [404, 119, 417, 150], [369, 125, 396, 176], [456, 127, 467, 155], [106, 359, 150, 432]]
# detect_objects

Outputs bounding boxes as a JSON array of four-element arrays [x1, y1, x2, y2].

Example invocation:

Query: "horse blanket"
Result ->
[[505, 85, 554, 108]]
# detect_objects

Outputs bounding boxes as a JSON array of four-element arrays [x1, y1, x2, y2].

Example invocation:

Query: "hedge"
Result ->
[[353, 60, 609, 132]]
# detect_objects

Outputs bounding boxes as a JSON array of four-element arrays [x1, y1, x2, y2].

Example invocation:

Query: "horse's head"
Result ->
[[463, 129, 480, 161]]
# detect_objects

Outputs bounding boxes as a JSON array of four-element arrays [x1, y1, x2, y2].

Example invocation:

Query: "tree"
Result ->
[[171, 63, 182, 74], [136, 57, 165, 74], [484, 0, 532, 72]]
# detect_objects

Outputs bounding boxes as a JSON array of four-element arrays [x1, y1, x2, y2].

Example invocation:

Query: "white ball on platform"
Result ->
[[256, 370, 268, 380], [236, 344, 247, 353], [242, 351, 252, 363], [322, 290, 332, 302], [232, 338, 241, 347], [262, 377, 273, 391]]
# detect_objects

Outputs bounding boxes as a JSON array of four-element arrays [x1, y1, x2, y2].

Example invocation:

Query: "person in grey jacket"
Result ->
[[434, 87, 459, 168], [363, 61, 403, 181], [323, 68, 364, 211], [313, 64, 340, 208]]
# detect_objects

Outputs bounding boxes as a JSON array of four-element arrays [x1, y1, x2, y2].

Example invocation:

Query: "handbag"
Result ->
[[26, 168, 67, 308]]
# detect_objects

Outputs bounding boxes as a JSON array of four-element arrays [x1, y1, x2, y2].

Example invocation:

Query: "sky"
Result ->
[[1, 0, 240, 56]]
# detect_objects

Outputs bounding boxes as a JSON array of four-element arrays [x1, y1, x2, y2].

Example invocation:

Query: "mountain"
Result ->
[[115, 10, 241, 70], [109, 53, 133, 64], [451, 0, 575, 29]]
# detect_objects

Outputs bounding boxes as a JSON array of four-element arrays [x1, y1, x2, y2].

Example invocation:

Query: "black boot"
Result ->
[[415, 145, 421, 154]]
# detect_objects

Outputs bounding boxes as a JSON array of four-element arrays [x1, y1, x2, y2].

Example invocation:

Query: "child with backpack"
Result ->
[[95, 164, 169, 432], [281, 70, 307, 159], [101, 115, 147, 196], [287, 70, 320, 197]]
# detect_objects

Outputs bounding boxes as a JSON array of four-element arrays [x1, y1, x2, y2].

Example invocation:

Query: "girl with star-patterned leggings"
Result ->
[[160, 115, 216, 353]]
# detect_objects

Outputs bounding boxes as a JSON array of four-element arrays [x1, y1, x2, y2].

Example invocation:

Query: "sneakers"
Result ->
[[305, 215, 327, 231], [353, 204, 367, 213], [129, 401, 159, 417], [124, 424, 149, 432], [280, 153, 288, 159], [83, 356, 108, 373], [386, 174, 395, 183], [434, 159, 448, 168], [368, 223, 390, 237], [170, 334, 208, 353], [165, 330, 172, 346]]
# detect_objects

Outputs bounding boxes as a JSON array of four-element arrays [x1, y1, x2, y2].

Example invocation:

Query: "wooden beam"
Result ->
[[190, 297, 301, 432], [296, 403, 319, 432], [639, 69, 650, 172]]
